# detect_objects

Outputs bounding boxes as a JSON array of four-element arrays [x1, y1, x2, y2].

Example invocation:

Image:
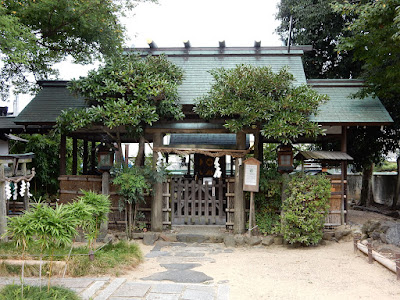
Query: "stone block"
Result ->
[[274, 236, 283, 245], [224, 235, 235, 248], [323, 232, 334, 241], [245, 236, 262, 246], [160, 233, 177, 242], [262, 236, 274, 246], [143, 233, 159, 245], [131, 232, 144, 239], [234, 235, 245, 246]]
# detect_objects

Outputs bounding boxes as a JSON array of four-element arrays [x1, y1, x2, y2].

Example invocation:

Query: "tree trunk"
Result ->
[[135, 136, 145, 166], [392, 156, 400, 210], [360, 163, 374, 206]]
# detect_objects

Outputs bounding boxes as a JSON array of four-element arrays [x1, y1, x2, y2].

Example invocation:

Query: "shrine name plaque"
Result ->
[[243, 158, 261, 192]]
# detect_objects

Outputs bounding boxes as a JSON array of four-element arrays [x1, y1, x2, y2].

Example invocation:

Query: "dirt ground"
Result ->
[[126, 210, 400, 299]]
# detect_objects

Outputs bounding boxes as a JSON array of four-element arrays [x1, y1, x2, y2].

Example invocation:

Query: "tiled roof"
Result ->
[[130, 47, 308, 105], [15, 81, 86, 125], [0, 117, 24, 132], [309, 79, 393, 125], [295, 151, 353, 161]]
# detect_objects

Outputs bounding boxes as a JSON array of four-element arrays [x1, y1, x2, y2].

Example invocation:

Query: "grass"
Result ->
[[0, 284, 81, 300], [0, 240, 142, 277]]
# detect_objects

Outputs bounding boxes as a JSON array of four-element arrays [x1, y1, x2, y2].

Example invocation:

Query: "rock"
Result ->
[[116, 232, 128, 240], [262, 236, 274, 246], [224, 235, 236, 248], [380, 221, 396, 233], [131, 233, 144, 240], [371, 231, 381, 240], [386, 223, 400, 247], [234, 235, 245, 246], [362, 220, 381, 235], [209, 235, 224, 243], [334, 231, 344, 241], [361, 239, 369, 246], [274, 236, 284, 245], [159, 233, 177, 242], [103, 233, 115, 243], [319, 240, 327, 246], [380, 233, 388, 244], [323, 232, 334, 241], [245, 236, 262, 246], [176, 234, 207, 243], [143, 232, 159, 245]]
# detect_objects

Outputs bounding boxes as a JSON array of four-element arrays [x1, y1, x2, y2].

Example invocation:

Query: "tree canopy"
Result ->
[[276, 0, 362, 79], [194, 65, 328, 144], [56, 53, 184, 141], [0, 0, 151, 100]]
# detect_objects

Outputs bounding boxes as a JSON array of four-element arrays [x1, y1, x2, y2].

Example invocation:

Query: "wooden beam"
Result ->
[[59, 134, 67, 176], [72, 138, 78, 175], [152, 132, 163, 232], [83, 140, 88, 174], [0, 164, 7, 241], [234, 131, 246, 234], [90, 141, 96, 173]]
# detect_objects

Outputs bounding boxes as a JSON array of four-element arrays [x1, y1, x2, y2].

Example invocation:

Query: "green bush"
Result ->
[[0, 284, 80, 300], [281, 172, 331, 246]]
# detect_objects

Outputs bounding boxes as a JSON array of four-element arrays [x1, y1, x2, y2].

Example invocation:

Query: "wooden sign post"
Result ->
[[243, 158, 261, 236]]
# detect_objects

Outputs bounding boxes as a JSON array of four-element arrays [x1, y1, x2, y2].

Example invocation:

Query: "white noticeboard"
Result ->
[[243, 158, 260, 192]]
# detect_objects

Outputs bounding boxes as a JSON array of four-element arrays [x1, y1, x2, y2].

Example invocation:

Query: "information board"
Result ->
[[243, 158, 261, 192]]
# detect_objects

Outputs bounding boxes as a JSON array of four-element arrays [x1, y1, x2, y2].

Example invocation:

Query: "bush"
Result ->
[[0, 284, 80, 300], [281, 172, 331, 246]]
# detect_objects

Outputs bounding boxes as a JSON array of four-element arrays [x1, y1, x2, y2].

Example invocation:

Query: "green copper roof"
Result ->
[[130, 47, 308, 105], [309, 79, 393, 125], [15, 81, 86, 125]]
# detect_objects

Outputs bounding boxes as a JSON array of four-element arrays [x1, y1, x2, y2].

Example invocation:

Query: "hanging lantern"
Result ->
[[97, 143, 115, 171], [277, 144, 294, 173]]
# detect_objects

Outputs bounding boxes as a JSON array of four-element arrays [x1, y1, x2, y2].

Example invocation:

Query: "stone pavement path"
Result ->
[[0, 241, 230, 299]]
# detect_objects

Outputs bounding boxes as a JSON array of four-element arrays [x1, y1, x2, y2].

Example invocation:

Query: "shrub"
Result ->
[[281, 172, 331, 246], [0, 284, 80, 300]]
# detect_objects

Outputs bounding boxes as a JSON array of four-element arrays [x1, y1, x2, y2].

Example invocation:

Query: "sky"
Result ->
[[10, 0, 282, 112]]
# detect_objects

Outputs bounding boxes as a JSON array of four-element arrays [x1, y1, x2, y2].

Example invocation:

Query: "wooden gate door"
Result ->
[[170, 177, 226, 225]]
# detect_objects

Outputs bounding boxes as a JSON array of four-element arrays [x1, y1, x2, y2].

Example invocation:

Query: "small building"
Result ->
[[6, 45, 393, 233]]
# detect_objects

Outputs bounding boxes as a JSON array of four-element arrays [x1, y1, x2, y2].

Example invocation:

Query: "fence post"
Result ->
[[368, 242, 373, 264]]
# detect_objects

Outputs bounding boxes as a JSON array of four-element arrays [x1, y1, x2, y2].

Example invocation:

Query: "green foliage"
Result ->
[[255, 144, 283, 234], [276, 0, 362, 79], [195, 65, 328, 144], [0, 0, 151, 99], [0, 284, 80, 300], [73, 190, 111, 248], [68, 241, 142, 277], [281, 173, 331, 246], [6, 202, 77, 252], [56, 53, 184, 140]]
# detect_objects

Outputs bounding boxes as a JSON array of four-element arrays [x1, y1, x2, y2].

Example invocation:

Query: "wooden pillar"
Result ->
[[90, 141, 96, 173], [124, 144, 129, 167], [72, 138, 78, 175], [254, 131, 264, 163], [0, 164, 7, 241], [59, 134, 67, 176], [341, 126, 348, 224], [234, 131, 246, 234], [152, 132, 163, 232], [83, 140, 88, 174]]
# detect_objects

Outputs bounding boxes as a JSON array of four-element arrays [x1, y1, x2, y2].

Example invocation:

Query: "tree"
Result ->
[[333, 0, 400, 208], [56, 53, 184, 152], [276, 0, 362, 79], [0, 0, 152, 100], [195, 65, 328, 144]]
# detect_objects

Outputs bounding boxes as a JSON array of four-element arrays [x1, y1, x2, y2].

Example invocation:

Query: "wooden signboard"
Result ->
[[243, 158, 261, 192]]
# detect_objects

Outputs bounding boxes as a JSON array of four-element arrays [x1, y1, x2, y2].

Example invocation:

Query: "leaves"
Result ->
[[195, 65, 328, 144], [281, 173, 331, 246], [56, 54, 184, 139]]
